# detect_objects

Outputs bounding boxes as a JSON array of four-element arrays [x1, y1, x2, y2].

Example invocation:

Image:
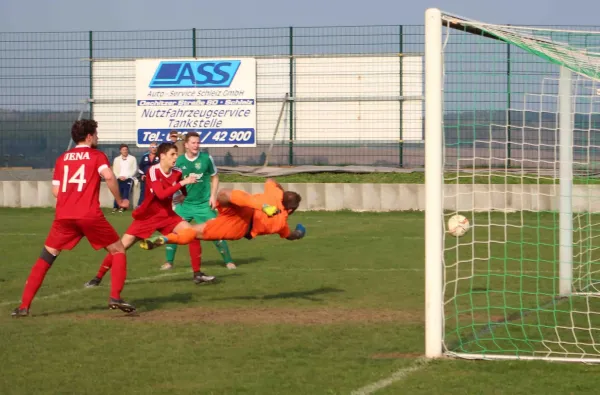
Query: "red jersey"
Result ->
[[52, 145, 110, 220], [132, 164, 185, 221]]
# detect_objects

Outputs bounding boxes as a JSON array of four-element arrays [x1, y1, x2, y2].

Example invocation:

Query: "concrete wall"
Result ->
[[3, 180, 600, 212]]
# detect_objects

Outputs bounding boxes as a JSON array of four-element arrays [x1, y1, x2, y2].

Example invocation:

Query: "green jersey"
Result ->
[[175, 152, 217, 206]]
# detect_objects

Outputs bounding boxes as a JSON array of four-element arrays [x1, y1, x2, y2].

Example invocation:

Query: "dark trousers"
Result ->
[[137, 180, 146, 207], [114, 178, 133, 209]]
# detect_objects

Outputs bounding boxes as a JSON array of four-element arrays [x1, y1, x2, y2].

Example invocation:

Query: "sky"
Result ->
[[1, 0, 600, 32]]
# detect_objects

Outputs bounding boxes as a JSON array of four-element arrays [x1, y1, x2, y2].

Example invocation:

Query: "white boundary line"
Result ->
[[0, 232, 41, 236], [0, 271, 186, 307], [350, 357, 431, 395]]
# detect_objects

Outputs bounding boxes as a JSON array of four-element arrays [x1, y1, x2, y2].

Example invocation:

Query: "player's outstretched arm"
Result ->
[[266, 178, 284, 192], [101, 167, 129, 209], [150, 174, 197, 200], [219, 189, 279, 216], [286, 224, 306, 241]]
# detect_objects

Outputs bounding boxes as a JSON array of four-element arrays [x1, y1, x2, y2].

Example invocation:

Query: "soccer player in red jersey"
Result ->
[[83, 142, 215, 286], [11, 119, 134, 317]]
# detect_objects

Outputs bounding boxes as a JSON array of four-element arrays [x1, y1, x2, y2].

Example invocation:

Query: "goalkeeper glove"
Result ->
[[295, 223, 306, 238], [262, 204, 280, 217]]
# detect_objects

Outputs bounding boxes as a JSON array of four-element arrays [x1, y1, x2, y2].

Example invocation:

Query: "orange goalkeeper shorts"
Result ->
[[202, 205, 254, 241]]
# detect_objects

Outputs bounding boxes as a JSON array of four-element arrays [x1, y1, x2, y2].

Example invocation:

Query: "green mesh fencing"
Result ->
[[3, 25, 600, 171], [0, 26, 425, 169]]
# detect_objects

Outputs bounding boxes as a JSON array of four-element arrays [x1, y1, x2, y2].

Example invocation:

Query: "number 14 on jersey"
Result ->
[[62, 164, 87, 192]]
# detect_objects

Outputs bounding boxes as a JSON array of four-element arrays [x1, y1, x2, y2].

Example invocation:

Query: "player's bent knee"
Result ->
[[106, 240, 126, 255], [119, 234, 137, 250], [40, 247, 59, 265]]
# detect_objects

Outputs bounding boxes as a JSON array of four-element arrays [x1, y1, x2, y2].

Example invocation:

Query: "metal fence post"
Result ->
[[89, 30, 93, 119], [507, 41, 512, 168], [192, 28, 197, 57], [289, 26, 294, 166], [399, 25, 404, 167]]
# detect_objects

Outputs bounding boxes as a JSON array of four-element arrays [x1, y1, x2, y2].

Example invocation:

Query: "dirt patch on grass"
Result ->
[[82, 306, 422, 325], [370, 352, 423, 359]]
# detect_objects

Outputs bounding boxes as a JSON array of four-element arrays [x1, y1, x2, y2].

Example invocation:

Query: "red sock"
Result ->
[[110, 252, 127, 300], [189, 239, 202, 272], [20, 258, 52, 309], [96, 253, 113, 279]]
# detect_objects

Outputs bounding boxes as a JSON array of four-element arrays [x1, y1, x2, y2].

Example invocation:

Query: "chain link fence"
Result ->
[[1, 26, 422, 169], [2, 24, 595, 170]]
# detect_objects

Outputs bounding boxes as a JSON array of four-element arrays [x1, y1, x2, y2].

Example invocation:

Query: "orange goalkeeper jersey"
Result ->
[[249, 179, 291, 239]]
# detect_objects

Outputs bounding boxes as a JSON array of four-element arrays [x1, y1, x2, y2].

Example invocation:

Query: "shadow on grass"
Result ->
[[33, 304, 108, 317], [193, 256, 267, 268], [168, 272, 245, 284], [210, 286, 345, 302], [131, 292, 195, 312], [31, 292, 199, 317]]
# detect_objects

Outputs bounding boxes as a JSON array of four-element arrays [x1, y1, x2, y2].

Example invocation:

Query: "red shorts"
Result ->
[[125, 215, 184, 239], [202, 205, 253, 241], [45, 217, 120, 251]]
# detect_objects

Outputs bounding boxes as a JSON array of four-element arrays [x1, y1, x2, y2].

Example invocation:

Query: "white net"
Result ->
[[435, 11, 600, 362], [442, 13, 600, 82]]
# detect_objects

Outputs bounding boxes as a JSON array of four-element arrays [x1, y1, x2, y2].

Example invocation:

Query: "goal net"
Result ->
[[425, 8, 600, 362]]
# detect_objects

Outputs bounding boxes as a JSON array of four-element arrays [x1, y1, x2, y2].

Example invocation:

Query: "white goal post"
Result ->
[[425, 8, 600, 362]]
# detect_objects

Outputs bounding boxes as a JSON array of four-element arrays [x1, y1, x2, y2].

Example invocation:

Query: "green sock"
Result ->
[[165, 243, 178, 264], [213, 240, 233, 264]]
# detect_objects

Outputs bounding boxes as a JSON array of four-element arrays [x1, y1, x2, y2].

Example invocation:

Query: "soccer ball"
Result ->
[[447, 214, 470, 237]]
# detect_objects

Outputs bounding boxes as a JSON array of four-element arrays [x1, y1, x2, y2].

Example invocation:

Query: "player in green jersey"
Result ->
[[162, 131, 237, 271]]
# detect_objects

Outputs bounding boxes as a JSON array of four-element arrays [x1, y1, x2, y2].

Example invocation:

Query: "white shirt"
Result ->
[[113, 155, 138, 179]]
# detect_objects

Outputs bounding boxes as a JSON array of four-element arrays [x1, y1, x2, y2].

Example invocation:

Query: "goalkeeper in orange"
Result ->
[[139, 178, 306, 249]]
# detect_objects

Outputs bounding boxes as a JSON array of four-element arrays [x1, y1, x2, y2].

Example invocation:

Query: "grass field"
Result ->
[[3, 208, 600, 395]]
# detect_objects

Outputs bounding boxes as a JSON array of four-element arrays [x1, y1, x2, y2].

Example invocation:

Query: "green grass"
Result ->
[[218, 171, 600, 184], [2, 208, 600, 394], [219, 172, 426, 184]]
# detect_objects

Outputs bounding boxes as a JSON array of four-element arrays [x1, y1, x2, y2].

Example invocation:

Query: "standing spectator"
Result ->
[[112, 144, 138, 213], [168, 130, 185, 156], [137, 142, 159, 207]]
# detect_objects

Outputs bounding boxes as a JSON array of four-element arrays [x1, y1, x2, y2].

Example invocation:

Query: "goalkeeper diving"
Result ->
[[140, 178, 306, 249]]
